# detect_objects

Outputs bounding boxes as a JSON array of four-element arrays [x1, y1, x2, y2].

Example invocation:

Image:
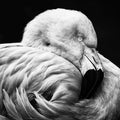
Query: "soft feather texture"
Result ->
[[0, 43, 82, 120], [0, 9, 120, 120]]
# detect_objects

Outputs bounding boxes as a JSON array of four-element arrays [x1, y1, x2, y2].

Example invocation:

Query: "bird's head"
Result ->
[[21, 9, 104, 99], [22, 8, 101, 80]]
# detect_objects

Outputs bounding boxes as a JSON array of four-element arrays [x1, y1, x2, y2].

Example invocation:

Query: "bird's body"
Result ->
[[0, 43, 81, 99], [0, 8, 120, 120], [0, 43, 82, 120]]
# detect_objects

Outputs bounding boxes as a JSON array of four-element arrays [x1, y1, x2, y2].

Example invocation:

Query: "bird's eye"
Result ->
[[76, 33, 85, 42], [78, 37, 83, 42], [72, 30, 85, 42]]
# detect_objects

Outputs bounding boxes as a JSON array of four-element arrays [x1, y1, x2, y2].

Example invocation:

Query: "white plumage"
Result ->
[[0, 8, 120, 120]]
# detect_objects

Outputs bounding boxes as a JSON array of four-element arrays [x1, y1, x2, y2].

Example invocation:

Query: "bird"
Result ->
[[0, 8, 120, 120]]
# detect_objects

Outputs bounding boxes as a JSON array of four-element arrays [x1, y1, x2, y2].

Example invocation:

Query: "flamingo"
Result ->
[[0, 8, 120, 120]]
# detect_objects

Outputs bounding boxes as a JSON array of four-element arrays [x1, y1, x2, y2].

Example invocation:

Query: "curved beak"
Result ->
[[79, 48, 103, 76]]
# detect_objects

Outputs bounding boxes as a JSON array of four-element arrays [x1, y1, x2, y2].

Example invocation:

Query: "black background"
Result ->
[[0, 1, 119, 66]]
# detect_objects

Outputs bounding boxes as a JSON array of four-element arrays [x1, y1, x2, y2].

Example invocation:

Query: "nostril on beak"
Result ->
[[92, 55, 103, 71], [92, 56, 98, 64], [84, 53, 103, 71]]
